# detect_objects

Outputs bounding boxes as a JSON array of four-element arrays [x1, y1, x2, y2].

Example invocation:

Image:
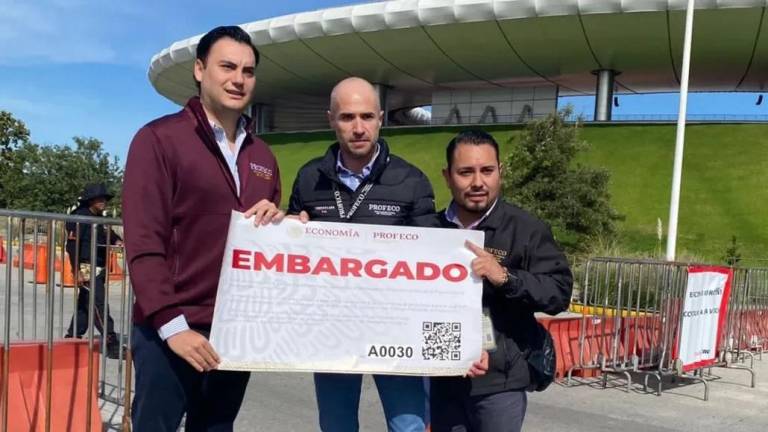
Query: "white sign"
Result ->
[[210, 212, 485, 376], [677, 266, 732, 371]]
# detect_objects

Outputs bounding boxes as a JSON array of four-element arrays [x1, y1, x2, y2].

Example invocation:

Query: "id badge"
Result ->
[[482, 307, 497, 352]]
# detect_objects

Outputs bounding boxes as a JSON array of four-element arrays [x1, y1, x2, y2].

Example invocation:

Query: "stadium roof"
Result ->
[[149, 0, 768, 109]]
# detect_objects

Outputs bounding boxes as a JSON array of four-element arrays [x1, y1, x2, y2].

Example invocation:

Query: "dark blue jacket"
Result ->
[[288, 139, 435, 224], [66, 205, 122, 268]]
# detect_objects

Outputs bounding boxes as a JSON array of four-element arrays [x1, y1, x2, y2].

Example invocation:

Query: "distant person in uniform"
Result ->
[[65, 182, 123, 359]]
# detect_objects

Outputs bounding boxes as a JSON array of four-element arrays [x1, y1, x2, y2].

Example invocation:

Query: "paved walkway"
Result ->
[[2, 264, 766, 431], [232, 357, 767, 431]]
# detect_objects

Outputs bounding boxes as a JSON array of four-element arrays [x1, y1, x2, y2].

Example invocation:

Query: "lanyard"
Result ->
[[333, 182, 374, 219]]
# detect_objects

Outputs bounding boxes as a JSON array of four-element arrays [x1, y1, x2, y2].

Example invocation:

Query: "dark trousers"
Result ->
[[430, 389, 527, 432], [66, 269, 116, 338], [131, 325, 250, 432]]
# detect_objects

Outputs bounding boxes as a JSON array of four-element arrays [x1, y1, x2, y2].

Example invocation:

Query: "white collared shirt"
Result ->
[[445, 199, 499, 229], [336, 144, 380, 191], [211, 117, 248, 196]]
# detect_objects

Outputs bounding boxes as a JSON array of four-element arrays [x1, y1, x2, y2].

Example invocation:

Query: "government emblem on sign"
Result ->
[[287, 225, 303, 239]]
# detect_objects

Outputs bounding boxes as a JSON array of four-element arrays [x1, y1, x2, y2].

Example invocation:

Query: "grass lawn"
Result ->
[[264, 123, 768, 263]]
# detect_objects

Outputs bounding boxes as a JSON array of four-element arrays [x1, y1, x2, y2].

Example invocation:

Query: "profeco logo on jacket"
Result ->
[[249, 162, 274, 180]]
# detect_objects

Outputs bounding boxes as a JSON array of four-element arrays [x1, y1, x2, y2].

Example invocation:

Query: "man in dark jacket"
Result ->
[[65, 183, 123, 359], [289, 77, 435, 432], [123, 26, 283, 431], [429, 130, 573, 432]]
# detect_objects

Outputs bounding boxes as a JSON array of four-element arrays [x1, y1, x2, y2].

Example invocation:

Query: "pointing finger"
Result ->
[[465, 240, 489, 257]]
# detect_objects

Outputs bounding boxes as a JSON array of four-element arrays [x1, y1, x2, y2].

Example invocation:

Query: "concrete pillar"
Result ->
[[251, 103, 270, 134], [593, 69, 617, 122], [373, 83, 391, 127]]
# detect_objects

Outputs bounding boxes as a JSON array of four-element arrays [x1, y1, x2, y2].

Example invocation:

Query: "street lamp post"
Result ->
[[666, 0, 696, 262]]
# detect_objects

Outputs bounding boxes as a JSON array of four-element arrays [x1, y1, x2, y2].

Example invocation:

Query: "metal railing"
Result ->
[[431, 111, 768, 125], [591, 114, 768, 122], [565, 257, 760, 401], [723, 268, 768, 364], [1, 209, 133, 431]]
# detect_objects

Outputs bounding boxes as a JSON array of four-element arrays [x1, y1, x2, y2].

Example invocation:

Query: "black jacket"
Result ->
[[429, 200, 573, 395], [66, 206, 122, 268], [288, 140, 435, 224]]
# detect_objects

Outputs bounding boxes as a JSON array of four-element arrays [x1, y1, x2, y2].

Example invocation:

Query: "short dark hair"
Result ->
[[194, 26, 260, 90], [445, 129, 500, 169]]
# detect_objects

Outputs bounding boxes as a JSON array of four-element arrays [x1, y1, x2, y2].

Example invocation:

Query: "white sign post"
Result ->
[[210, 212, 485, 376]]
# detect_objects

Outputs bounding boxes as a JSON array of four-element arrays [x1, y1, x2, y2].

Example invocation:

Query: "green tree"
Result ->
[[502, 106, 622, 252], [0, 110, 30, 155], [0, 111, 32, 207], [0, 136, 123, 213]]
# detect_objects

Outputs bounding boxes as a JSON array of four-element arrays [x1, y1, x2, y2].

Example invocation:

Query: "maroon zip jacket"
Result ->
[[123, 97, 281, 330]]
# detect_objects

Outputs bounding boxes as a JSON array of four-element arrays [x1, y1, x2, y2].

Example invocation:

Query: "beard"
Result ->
[[462, 193, 492, 211], [463, 201, 489, 213]]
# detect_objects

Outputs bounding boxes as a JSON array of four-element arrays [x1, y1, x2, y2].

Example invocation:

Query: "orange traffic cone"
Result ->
[[34, 246, 49, 284], [108, 250, 125, 281], [25, 244, 38, 269], [62, 254, 76, 288], [12, 244, 30, 268]]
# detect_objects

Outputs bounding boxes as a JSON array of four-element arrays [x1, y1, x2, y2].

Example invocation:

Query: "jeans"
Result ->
[[314, 373, 427, 432], [131, 325, 250, 432]]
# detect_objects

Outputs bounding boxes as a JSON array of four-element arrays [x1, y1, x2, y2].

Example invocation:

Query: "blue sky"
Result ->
[[1, 0, 765, 165]]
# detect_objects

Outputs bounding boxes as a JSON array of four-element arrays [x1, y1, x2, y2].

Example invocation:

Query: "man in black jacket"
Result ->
[[429, 130, 573, 432], [289, 77, 435, 432], [65, 183, 124, 359]]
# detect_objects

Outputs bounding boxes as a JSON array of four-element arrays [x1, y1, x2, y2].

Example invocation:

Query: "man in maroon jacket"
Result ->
[[123, 26, 283, 431]]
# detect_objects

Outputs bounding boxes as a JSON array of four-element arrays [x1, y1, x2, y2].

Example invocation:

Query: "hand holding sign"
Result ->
[[286, 210, 310, 223], [243, 199, 284, 226], [466, 350, 489, 378]]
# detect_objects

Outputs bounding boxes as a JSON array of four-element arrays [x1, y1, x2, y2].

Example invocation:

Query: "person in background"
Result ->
[[65, 182, 123, 359]]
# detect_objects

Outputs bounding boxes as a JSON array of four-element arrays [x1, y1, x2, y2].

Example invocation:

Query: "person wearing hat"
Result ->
[[65, 182, 124, 359]]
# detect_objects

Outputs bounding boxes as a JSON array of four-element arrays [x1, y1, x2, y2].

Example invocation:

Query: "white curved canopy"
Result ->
[[149, 0, 768, 109]]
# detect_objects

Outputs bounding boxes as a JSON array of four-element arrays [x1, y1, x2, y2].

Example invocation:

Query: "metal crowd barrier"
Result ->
[[566, 257, 759, 401], [722, 268, 768, 365], [0, 209, 133, 431]]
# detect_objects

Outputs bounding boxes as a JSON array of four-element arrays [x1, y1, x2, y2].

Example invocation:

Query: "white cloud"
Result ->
[[0, 91, 102, 117], [0, 0, 150, 65], [0, 96, 59, 117]]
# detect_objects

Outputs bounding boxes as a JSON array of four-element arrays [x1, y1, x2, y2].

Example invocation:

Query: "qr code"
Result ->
[[422, 321, 462, 361]]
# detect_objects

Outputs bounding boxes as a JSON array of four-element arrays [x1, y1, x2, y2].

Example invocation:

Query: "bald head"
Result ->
[[327, 77, 384, 172], [329, 77, 380, 114]]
